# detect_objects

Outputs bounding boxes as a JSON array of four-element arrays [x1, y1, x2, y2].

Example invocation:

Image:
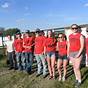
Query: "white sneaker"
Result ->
[[86, 64, 88, 67], [58, 76, 61, 81], [62, 76, 66, 82]]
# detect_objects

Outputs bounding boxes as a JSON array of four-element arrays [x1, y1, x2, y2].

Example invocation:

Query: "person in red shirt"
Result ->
[[13, 32, 23, 70], [34, 30, 47, 78], [67, 24, 84, 88], [85, 28, 88, 67], [23, 30, 34, 74], [44, 30, 56, 79], [56, 33, 68, 81]]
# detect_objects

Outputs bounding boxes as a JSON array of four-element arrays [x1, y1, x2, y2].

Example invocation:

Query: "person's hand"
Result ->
[[27, 46, 31, 49], [75, 54, 80, 58]]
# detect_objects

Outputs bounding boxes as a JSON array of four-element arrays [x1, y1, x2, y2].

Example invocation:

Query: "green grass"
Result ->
[[0, 57, 88, 88]]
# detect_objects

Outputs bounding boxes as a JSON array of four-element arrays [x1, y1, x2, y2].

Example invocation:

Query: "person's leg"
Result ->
[[51, 53, 56, 78], [57, 59, 62, 81], [28, 52, 33, 72], [40, 54, 47, 76], [10, 52, 14, 68], [47, 54, 52, 78], [21, 52, 26, 70], [25, 52, 32, 72], [86, 54, 88, 67], [8, 52, 14, 69], [16, 53, 20, 69], [63, 59, 68, 81], [70, 57, 77, 79], [35, 54, 42, 75], [19, 53, 23, 70], [13, 51, 18, 70], [25, 52, 28, 71], [74, 56, 82, 83]]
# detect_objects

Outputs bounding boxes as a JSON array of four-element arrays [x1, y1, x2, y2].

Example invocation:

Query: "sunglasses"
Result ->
[[58, 37, 63, 38], [71, 27, 78, 30]]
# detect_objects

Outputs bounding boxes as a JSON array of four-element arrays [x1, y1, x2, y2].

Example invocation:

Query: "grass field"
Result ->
[[0, 55, 88, 88]]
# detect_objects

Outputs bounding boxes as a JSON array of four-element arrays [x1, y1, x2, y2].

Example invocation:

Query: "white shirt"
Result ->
[[5, 40, 14, 52]]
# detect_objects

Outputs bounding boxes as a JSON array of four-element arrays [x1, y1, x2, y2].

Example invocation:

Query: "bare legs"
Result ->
[[47, 54, 55, 79]]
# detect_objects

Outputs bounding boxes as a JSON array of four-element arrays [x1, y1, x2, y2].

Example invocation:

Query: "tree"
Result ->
[[4, 28, 21, 36], [0, 27, 5, 36]]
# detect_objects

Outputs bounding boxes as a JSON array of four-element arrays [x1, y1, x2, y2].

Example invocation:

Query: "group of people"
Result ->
[[5, 24, 88, 88]]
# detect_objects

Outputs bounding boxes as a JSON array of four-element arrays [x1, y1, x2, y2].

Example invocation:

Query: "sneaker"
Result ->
[[74, 80, 78, 86], [58, 76, 61, 81], [75, 82, 81, 88], [43, 74, 48, 78], [48, 76, 53, 80], [86, 64, 88, 67], [8, 67, 14, 70], [52, 76, 56, 80], [14, 67, 18, 70], [62, 76, 66, 82]]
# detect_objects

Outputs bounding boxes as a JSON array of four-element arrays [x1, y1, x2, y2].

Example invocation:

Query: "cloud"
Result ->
[[1, 2, 9, 9], [84, 3, 88, 7], [16, 18, 28, 24]]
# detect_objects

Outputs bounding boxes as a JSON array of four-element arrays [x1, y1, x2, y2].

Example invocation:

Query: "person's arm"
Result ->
[[13, 40, 17, 52], [75, 35, 84, 58], [56, 42, 59, 51], [4, 42, 7, 55], [43, 39, 46, 55], [67, 40, 70, 57]]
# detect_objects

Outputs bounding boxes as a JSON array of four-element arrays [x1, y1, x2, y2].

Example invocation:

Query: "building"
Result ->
[[43, 24, 88, 38]]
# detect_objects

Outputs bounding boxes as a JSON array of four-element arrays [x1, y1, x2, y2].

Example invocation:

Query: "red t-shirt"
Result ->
[[86, 37, 88, 55], [69, 33, 81, 52], [23, 37, 34, 52], [34, 36, 46, 54], [44, 37, 56, 53], [14, 38, 23, 53], [57, 41, 67, 56]]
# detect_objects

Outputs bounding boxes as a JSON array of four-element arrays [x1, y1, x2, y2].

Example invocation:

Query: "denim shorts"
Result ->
[[46, 52, 55, 58], [58, 55, 67, 60]]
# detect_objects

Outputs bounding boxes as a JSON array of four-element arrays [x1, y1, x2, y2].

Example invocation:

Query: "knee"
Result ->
[[74, 66, 80, 71], [52, 65, 55, 69], [57, 65, 61, 70], [63, 65, 67, 69]]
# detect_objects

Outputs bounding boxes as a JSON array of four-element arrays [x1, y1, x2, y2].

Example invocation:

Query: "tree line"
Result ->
[[0, 27, 21, 37]]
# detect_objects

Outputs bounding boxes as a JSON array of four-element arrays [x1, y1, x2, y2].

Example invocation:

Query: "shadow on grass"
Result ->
[[82, 69, 88, 84], [55, 65, 74, 79]]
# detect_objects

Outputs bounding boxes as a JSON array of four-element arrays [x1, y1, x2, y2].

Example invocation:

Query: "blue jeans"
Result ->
[[25, 52, 33, 72], [35, 54, 47, 75], [7, 51, 14, 68], [22, 52, 26, 70], [16, 52, 24, 70]]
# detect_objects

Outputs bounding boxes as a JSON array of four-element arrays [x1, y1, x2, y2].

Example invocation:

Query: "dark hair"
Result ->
[[58, 33, 67, 40], [71, 24, 82, 33], [16, 32, 21, 35], [47, 30, 56, 43], [25, 30, 30, 34], [47, 30, 53, 37], [7, 34, 12, 40], [71, 24, 79, 28], [35, 28, 40, 33]]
